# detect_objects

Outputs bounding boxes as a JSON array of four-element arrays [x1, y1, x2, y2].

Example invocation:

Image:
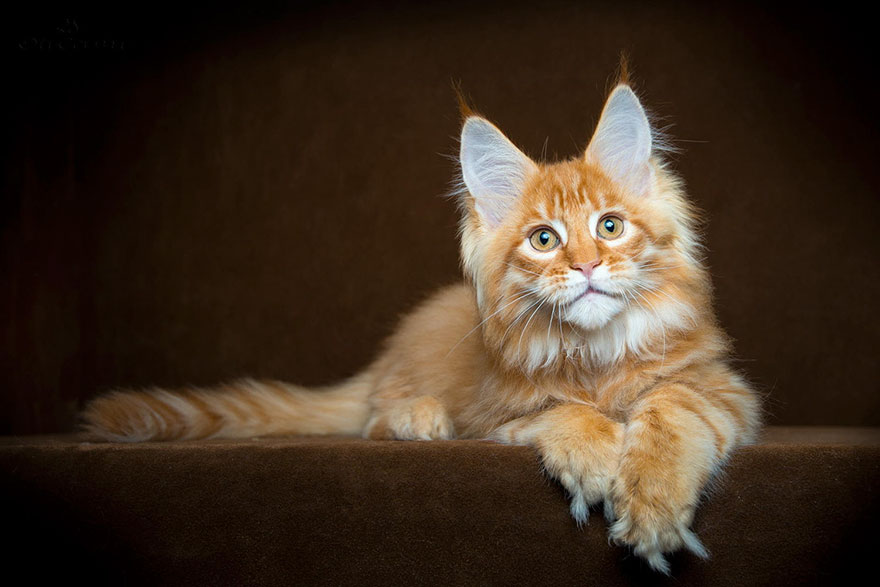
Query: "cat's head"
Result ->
[[456, 83, 709, 370]]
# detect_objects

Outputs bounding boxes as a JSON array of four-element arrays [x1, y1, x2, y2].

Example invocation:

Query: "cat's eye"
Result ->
[[597, 215, 625, 240], [528, 227, 561, 251]]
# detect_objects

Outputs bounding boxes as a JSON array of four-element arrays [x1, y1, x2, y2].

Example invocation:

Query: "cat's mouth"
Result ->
[[576, 285, 614, 300], [558, 284, 620, 309]]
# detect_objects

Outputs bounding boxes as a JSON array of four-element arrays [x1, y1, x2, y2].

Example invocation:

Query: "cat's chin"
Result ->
[[562, 292, 624, 331]]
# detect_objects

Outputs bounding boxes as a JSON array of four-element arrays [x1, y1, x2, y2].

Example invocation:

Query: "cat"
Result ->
[[83, 72, 761, 574]]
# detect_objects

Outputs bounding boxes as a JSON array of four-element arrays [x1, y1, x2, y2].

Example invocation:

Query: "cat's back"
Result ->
[[369, 282, 488, 416]]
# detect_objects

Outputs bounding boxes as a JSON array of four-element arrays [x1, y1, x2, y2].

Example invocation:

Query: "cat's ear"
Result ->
[[460, 116, 538, 227], [585, 84, 653, 195]]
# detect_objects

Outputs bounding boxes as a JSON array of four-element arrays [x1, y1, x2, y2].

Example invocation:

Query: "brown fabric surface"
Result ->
[[2, 426, 878, 586], [2, 1, 879, 434]]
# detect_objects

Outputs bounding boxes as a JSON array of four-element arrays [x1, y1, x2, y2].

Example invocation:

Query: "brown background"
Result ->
[[2, 0, 878, 434]]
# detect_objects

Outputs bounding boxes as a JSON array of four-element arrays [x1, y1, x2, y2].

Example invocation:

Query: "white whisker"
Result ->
[[503, 261, 543, 277], [517, 298, 548, 358], [500, 298, 543, 349], [446, 289, 534, 357], [631, 288, 668, 369]]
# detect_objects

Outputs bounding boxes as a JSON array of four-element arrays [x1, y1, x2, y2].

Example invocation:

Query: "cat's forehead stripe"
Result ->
[[536, 175, 609, 221]]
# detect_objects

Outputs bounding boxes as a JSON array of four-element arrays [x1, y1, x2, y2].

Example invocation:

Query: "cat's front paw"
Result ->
[[607, 469, 708, 574], [490, 410, 624, 525], [365, 396, 454, 440]]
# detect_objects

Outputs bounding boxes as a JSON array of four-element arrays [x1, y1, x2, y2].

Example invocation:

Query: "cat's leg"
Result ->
[[363, 395, 455, 440], [608, 381, 760, 574], [490, 404, 624, 524]]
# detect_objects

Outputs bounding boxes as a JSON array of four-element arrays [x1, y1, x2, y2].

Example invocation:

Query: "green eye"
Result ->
[[597, 215, 624, 240], [529, 228, 560, 251]]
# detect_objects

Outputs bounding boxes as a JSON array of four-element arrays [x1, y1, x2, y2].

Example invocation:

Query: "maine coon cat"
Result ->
[[83, 74, 761, 573]]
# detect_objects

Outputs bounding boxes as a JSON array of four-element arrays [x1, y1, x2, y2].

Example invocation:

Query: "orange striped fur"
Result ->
[[83, 78, 760, 573]]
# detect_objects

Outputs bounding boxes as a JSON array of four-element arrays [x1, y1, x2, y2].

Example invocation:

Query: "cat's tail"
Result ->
[[81, 374, 373, 442]]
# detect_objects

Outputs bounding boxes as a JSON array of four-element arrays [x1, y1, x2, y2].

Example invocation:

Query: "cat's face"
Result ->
[[458, 85, 701, 366], [495, 161, 666, 331]]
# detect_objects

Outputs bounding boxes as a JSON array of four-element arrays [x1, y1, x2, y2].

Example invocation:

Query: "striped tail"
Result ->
[[81, 375, 373, 442]]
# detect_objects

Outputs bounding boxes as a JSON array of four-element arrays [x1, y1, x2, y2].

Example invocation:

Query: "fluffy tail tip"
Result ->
[[80, 392, 161, 442]]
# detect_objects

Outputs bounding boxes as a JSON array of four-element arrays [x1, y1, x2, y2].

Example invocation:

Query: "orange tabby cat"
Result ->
[[84, 75, 761, 573]]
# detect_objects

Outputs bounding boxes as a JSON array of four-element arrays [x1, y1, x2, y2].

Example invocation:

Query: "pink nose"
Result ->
[[572, 259, 602, 278]]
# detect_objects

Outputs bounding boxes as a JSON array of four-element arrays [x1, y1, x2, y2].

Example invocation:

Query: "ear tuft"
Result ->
[[460, 117, 537, 227], [585, 84, 653, 195], [452, 80, 477, 120], [616, 52, 632, 87]]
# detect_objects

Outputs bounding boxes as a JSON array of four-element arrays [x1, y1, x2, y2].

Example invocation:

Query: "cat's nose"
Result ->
[[571, 259, 602, 278]]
